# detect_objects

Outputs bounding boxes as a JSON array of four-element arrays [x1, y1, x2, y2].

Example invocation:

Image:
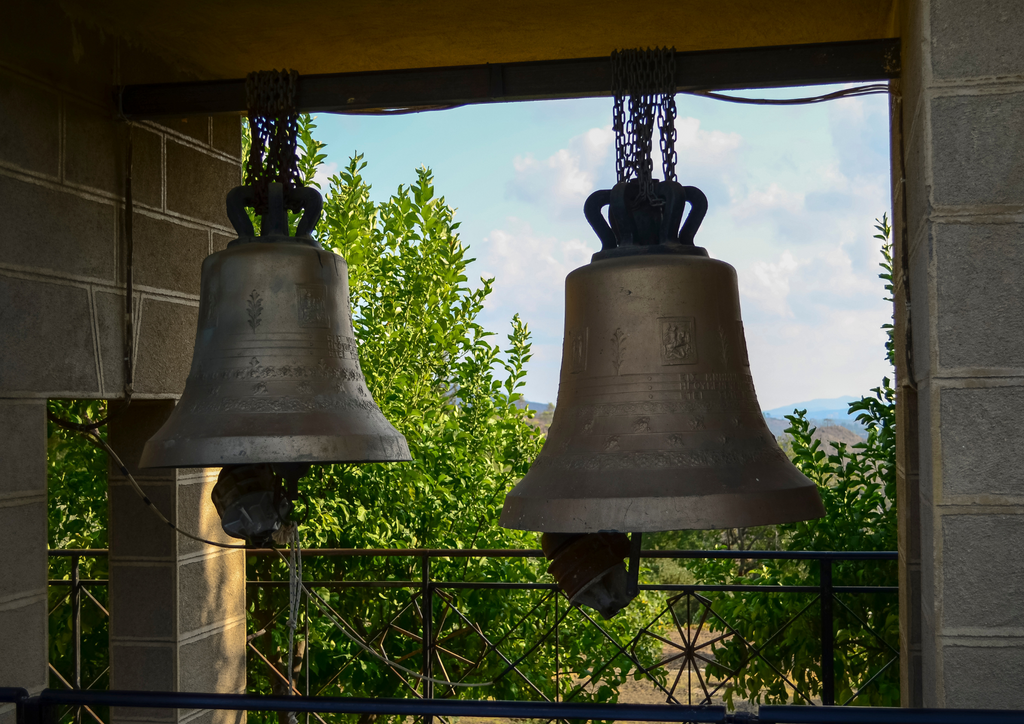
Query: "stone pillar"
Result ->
[[895, 0, 1024, 707], [0, 400, 47, 724], [108, 400, 245, 724]]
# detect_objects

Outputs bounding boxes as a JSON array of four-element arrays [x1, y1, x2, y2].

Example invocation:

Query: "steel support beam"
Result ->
[[118, 38, 899, 119]]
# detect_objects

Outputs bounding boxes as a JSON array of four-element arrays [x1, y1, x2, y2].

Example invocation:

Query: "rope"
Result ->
[[286, 527, 302, 724]]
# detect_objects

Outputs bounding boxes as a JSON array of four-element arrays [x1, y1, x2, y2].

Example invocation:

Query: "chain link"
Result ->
[[245, 69, 302, 216], [612, 48, 677, 203]]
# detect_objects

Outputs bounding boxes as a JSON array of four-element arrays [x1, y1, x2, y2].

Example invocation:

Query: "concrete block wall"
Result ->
[[0, 401, 48, 724], [895, 0, 1024, 707], [0, 2, 246, 719], [108, 402, 245, 724]]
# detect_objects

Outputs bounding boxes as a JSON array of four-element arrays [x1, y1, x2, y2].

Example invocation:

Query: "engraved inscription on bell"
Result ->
[[297, 284, 329, 328], [660, 317, 697, 365], [569, 328, 588, 374]]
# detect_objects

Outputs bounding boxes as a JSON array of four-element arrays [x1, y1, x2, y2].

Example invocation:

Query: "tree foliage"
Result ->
[[46, 399, 110, 696]]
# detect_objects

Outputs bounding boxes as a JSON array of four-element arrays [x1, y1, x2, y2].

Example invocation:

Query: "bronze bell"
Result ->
[[140, 183, 411, 470], [501, 181, 824, 534]]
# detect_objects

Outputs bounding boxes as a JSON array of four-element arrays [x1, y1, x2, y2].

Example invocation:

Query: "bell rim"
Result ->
[[499, 483, 825, 533], [139, 433, 412, 469]]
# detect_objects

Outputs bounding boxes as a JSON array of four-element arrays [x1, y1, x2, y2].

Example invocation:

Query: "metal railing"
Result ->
[[47, 548, 900, 722], [5, 688, 1024, 724]]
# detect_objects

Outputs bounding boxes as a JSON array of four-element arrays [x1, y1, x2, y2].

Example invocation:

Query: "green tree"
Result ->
[[46, 399, 111, 697]]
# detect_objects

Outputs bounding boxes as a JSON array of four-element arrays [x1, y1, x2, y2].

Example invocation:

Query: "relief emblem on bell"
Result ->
[[659, 316, 697, 365]]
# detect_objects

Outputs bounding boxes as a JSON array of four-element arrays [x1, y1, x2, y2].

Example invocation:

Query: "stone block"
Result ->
[[0, 501, 47, 597], [213, 232, 235, 254], [110, 643, 177, 722], [109, 563, 177, 640], [919, 504, 936, 631], [212, 116, 241, 159], [935, 223, 1024, 369], [65, 101, 119, 195], [107, 399, 176, 480], [942, 514, 1024, 630], [177, 473, 238, 557], [899, 560, 922, 650], [941, 386, 1024, 497], [908, 229, 932, 380], [0, 276, 99, 395], [0, 598, 47, 692], [109, 483, 176, 559], [0, 704, 15, 724], [94, 289, 131, 396], [183, 708, 245, 724], [134, 298, 198, 395], [0, 400, 46, 495], [133, 213, 208, 296], [165, 141, 240, 227], [0, 173, 116, 281], [932, 0, 1024, 80], [131, 128, 164, 210], [179, 620, 246, 694], [902, 117, 929, 244], [942, 643, 1024, 708], [0, 70, 59, 176], [178, 551, 245, 634], [931, 92, 1024, 207], [159, 118, 209, 146], [898, 471, 921, 561]]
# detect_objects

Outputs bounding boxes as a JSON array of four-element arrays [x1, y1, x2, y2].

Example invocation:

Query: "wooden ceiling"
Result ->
[[64, 0, 899, 80]]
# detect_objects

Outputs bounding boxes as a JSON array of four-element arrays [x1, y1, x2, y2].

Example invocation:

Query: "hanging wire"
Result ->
[[272, 547, 499, 689], [47, 417, 249, 550], [685, 83, 889, 105]]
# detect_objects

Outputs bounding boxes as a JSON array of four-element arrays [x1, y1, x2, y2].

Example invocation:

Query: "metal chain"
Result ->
[[611, 48, 677, 202], [245, 69, 302, 216]]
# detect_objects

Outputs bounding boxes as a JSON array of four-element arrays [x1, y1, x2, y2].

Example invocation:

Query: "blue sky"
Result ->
[[311, 85, 893, 410]]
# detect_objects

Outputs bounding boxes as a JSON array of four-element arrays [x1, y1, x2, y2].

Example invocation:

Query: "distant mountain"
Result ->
[[763, 395, 866, 439], [763, 396, 859, 419], [515, 400, 554, 412]]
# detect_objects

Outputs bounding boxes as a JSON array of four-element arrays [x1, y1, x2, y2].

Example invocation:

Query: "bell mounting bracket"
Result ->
[[226, 182, 324, 249], [585, 180, 708, 261]]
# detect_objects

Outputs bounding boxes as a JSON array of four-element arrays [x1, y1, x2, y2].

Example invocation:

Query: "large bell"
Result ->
[[140, 183, 411, 469], [501, 181, 824, 534]]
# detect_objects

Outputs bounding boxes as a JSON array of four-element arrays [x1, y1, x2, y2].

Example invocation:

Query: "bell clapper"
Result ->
[[211, 462, 311, 546]]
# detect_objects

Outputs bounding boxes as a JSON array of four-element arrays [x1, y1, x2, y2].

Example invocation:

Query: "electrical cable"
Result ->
[[71, 428, 250, 552], [684, 83, 889, 106], [273, 547, 498, 688]]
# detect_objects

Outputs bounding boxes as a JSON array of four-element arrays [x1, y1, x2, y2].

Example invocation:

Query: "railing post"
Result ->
[[71, 554, 82, 724], [820, 557, 835, 705], [421, 553, 433, 724]]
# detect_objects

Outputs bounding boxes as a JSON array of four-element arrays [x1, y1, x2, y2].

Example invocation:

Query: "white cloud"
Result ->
[[477, 218, 595, 339], [506, 118, 741, 222], [731, 182, 805, 219], [507, 126, 614, 217], [312, 160, 339, 192], [742, 251, 804, 317]]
